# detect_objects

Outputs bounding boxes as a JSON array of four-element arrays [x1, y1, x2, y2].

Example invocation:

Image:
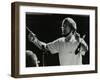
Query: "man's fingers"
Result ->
[[28, 33, 35, 42]]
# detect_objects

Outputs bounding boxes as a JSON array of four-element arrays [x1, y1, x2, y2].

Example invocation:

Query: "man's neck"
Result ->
[[65, 32, 73, 42]]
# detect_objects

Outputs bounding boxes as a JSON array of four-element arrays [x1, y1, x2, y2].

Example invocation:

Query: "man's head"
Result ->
[[26, 50, 39, 67], [61, 17, 77, 36]]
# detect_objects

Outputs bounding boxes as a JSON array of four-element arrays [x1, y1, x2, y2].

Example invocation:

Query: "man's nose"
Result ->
[[61, 27, 64, 30]]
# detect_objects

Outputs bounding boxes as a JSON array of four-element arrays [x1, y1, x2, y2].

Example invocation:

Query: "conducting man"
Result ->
[[28, 17, 88, 66]]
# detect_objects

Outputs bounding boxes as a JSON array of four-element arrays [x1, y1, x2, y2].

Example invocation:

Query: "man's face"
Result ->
[[61, 23, 71, 36]]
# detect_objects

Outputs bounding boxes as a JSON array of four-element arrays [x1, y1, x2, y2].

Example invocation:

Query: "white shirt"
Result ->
[[47, 35, 87, 65], [33, 35, 88, 66]]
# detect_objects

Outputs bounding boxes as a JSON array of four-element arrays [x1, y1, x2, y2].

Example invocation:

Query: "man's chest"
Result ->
[[59, 41, 79, 54]]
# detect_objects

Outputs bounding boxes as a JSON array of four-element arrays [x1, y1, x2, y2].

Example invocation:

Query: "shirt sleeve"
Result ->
[[80, 38, 88, 55], [33, 38, 46, 50], [46, 39, 60, 54]]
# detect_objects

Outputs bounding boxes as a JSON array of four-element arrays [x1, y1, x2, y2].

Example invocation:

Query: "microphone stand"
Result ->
[[41, 45, 47, 67]]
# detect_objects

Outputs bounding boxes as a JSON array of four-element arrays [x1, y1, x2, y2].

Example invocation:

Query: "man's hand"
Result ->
[[75, 34, 87, 55], [28, 32, 36, 43]]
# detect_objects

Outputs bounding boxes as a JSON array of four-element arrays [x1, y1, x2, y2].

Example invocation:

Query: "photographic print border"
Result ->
[[11, 2, 98, 78]]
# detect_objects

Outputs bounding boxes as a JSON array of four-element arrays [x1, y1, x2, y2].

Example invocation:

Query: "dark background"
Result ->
[[26, 13, 90, 67]]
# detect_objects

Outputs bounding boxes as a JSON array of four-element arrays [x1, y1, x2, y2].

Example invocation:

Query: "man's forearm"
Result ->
[[32, 37, 46, 50]]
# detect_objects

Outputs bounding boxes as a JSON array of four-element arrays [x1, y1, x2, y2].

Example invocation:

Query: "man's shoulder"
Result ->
[[47, 37, 65, 45], [56, 37, 65, 42]]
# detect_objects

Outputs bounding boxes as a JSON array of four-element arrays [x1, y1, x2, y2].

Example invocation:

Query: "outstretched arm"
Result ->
[[27, 27, 59, 54], [28, 32, 46, 50], [26, 27, 46, 50]]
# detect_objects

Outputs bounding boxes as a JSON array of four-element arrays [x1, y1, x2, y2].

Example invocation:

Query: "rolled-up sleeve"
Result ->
[[80, 39, 88, 55]]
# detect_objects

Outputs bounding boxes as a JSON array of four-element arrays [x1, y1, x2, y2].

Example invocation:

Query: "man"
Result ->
[[26, 50, 39, 67], [28, 17, 88, 66]]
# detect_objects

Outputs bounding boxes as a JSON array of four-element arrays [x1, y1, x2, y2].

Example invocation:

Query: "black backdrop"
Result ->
[[26, 13, 90, 67]]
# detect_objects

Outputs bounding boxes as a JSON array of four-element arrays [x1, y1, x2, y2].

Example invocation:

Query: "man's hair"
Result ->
[[62, 17, 77, 32], [26, 50, 38, 67]]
